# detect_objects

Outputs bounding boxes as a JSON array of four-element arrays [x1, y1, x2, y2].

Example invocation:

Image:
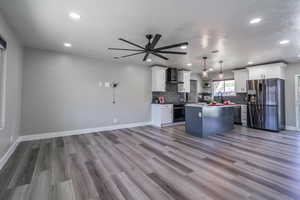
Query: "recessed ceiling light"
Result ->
[[64, 43, 72, 47], [69, 12, 81, 20], [279, 40, 290, 45], [248, 61, 254, 65], [250, 18, 262, 24], [209, 67, 214, 72], [146, 58, 152, 62], [187, 63, 192, 66], [180, 45, 188, 49]]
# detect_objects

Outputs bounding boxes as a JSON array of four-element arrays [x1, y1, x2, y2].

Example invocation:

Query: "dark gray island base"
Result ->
[[185, 104, 238, 138]]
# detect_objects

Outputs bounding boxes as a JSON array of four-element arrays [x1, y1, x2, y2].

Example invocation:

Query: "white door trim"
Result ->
[[295, 75, 300, 131]]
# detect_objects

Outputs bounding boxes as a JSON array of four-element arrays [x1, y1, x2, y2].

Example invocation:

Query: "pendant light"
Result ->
[[202, 57, 208, 78], [219, 60, 224, 79]]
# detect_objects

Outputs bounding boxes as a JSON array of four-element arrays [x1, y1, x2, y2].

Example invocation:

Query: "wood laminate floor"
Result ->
[[1, 125, 300, 200]]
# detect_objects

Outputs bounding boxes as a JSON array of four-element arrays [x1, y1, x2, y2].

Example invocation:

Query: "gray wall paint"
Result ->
[[21, 48, 151, 135], [190, 73, 202, 93], [0, 12, 23, 159], [285, 63, 300, 128]]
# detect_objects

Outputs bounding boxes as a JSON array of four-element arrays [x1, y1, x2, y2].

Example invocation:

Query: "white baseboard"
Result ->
[[285, 126, 298, 131], [0, 121, 151, 171], [0, 138, 21, 171], [19, 121, 151, 142]]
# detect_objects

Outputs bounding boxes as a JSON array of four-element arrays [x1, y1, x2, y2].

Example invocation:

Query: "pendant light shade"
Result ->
[[219, 60, 224, 79], [0, 35, 7, 50], [202, 57, 208, 78]]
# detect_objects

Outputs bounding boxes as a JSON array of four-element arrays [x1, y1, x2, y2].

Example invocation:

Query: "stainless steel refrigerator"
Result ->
[[247, 79, 285, 132]]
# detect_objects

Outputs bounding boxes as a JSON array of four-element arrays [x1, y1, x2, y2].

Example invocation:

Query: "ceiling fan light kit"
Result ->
[[109, 34, 188, 61]]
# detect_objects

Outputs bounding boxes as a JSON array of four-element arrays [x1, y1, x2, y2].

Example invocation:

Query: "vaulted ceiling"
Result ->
[[1, 0, 300, 72]]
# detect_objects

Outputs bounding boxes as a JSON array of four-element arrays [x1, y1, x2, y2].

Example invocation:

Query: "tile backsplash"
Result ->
[[152, 83, 186, 104]]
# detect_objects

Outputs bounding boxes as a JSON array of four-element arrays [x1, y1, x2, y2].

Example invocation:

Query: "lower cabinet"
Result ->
[[151, 104, 173, 127], [241, 105, 247, 127]]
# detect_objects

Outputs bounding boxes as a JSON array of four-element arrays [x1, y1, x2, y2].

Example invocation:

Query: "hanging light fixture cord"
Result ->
[[203, 57, 207, 71], [219, 60, 223, 73]]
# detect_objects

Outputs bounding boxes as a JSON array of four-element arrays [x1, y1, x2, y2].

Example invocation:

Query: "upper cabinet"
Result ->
[[152, 66, 167, 92], [247, 63, 287, 80], [233, 69, 249, 93], [178, 70, 191, 93]]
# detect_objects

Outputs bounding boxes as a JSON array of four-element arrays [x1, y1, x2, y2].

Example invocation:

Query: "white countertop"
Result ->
[[185, 103, 241, 108]]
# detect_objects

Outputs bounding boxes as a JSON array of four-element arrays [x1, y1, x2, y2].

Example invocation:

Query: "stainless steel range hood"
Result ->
[[167, 68, 178, 84]]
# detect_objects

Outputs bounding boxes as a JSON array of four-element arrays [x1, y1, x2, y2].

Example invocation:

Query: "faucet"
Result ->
[[217, 91, 224, 103]]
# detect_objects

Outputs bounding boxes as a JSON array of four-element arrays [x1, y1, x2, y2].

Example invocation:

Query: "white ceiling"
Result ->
[[1, 0, 300, 72]]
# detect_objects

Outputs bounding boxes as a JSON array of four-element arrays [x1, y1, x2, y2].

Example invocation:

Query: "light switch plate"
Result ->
[[105, 82, 110, 88], [98, 81, 103, 87]]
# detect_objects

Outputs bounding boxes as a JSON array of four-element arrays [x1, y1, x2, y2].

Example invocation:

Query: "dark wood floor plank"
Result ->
[[147, 172, 186, 200], [85, 160, 118, 200], [8, 145, 40, 189]]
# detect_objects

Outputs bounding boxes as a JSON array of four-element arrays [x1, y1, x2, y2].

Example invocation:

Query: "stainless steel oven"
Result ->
[[173, 104, 185, 122]]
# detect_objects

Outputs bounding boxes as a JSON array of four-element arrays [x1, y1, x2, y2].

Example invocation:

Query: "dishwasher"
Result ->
[[233, 106, 242, 124]]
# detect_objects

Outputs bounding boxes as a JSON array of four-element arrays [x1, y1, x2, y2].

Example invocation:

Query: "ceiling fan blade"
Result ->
[[155, 51, 187, 55], [119, 38, 145, 49], [143, 52, 150, 61], [149, 34, 162, 49], [154, 42, 188, 51], [120, 51, 145, 58], [151, 52, 169, 60], [108, 48, 144, 52]]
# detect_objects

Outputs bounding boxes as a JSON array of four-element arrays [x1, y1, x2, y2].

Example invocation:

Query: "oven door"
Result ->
[[173, 107, 185, 122]]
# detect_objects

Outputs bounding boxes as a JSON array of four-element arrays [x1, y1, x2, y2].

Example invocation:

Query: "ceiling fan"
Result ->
[[108, 34, 188, 61]]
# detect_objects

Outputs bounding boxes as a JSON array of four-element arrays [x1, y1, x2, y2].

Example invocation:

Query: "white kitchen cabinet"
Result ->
[[151, 104, 173, 127], [233, 69, 249, 93], [178, 70, 191, 93], [152, 66, 167, 92], [247, 62, 287, 80]]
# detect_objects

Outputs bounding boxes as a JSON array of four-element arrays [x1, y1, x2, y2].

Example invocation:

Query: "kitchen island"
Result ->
[[185, 104, 240, 138]]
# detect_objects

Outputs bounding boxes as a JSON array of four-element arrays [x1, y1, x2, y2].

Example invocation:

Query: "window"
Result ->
[[213, 80, 236, 96]]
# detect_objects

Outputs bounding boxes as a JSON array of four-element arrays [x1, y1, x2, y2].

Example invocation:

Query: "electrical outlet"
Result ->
[[113, 118, 118, 124]]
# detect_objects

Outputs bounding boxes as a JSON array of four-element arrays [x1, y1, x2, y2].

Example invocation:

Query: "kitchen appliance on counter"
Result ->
[[198, 93, 212, 103], [247, 79, 285, 132], [173, 104, 185, 122]]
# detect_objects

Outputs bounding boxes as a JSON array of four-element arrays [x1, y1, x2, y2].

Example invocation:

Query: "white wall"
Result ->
[[285, 63, 300, 128], [190, 73, 202, 93], [21, 48, 152, 135], [209, 70, 234, 81], [0, 12, 23, 159]]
